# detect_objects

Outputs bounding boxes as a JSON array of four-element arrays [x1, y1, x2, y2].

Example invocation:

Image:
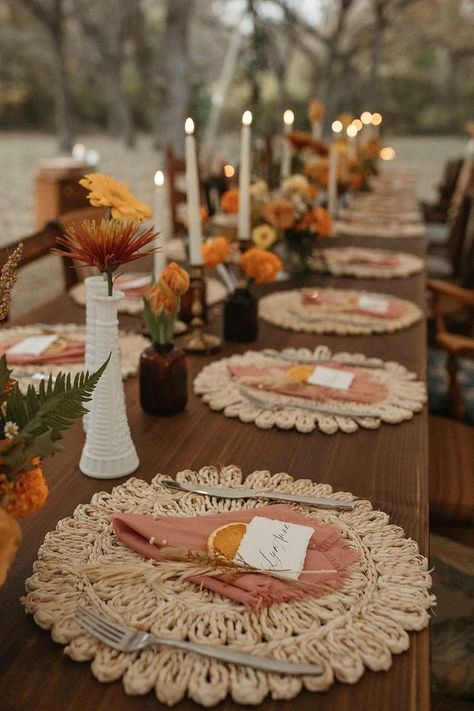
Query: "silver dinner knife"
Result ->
[[161, 479, 355, 510]]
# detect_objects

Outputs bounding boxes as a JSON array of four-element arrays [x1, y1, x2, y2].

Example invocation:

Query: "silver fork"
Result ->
[[76, 606, 323, 676]]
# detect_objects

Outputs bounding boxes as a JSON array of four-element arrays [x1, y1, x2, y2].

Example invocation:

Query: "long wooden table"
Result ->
[[0, 235, 429, 711]]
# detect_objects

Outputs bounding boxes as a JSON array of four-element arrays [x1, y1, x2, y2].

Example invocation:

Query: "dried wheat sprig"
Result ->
[[0, 243, 23, 321]]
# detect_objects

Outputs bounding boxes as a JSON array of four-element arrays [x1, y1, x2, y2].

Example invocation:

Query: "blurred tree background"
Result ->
[[0, 0, 473, 153]]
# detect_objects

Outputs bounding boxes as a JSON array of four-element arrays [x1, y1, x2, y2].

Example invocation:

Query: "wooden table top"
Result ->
[[0, 236, 430, 711]]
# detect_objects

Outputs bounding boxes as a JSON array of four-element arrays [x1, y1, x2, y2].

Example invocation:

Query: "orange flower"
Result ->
[[0, 463, 48, 518], [262, 198, 296, 230], [53, 219, 159, 274], [0, 508, 21, 586], [295, 208, 332, 236], [79, 173, 152, 220], [308, 100, 325, 123], [200, 206, 209, 223], [160, 262, 190, 296], [349, 172, 364, 191], [220, 188, 239, 214], [240, 248, 282, 284], [202, 236, 231, 268], [142, 281, 176, 316], [285, 131, 329, 156], [305, 158, 328, 188]]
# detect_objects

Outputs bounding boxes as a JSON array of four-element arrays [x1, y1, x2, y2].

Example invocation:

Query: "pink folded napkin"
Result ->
[[116, 275, 150, 301], [113, 504, 359, 608], [302, 290, 406, 319], [229, 362, 388, 404], [0, 338, 85, 365], [323, 249, 399, 268]]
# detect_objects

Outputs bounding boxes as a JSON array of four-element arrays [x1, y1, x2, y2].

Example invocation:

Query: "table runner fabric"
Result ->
[[113, 504, 359, 608]]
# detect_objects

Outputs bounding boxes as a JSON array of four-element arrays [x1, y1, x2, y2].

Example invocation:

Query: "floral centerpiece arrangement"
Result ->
[[54, 173, 158, 479], [140, 263, 190, 416], [202, 237, 281, 342], [0, 244, 107, 585]]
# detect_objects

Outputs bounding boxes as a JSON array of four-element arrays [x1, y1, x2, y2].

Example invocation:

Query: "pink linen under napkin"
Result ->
[[322, 248, 399, 268], [113, 504, 359, 608], [301, 289, 406, 319], [229, 362, 388, 404], [0, 338, 85, 365]]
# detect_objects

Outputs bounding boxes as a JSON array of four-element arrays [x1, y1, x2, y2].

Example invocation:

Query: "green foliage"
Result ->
[[0, 354, 109, 477]]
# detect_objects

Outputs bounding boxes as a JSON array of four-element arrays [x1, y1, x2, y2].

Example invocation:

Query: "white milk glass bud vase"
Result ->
[[83, 274, 108, 432], [79, 290, 139, 479]]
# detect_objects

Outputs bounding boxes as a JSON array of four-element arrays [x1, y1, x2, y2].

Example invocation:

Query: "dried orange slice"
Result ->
[[207, 522, 248, 563], [43, 336, 68, 355], [287, 365, 313, 383]]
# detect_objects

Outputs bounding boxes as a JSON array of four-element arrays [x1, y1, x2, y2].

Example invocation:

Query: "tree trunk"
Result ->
[[107, 63, 135, 148], [51, 21, 73, 153], [153, 0, 193, 153], [366, 1, 386, 108]]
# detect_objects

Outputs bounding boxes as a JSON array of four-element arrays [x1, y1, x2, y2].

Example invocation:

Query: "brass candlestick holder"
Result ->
[[183, 265, 221, 353]]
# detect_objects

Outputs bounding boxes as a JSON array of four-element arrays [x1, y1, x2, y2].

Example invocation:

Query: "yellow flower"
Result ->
[[252, 224, 277, 250], [282, 174, 310, 196], [79, 173, 152, 220], [250, 180, 269, 198]]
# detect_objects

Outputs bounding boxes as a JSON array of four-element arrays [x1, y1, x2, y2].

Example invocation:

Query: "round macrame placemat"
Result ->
[[0, 324, 147, 389], [194, 346, 426, 434], [335, 220, 426, 239], [259, 288, 422, 335], [309, 247, 424, 279], [69, 274, 228, 315], [23, 466, 434, 708]]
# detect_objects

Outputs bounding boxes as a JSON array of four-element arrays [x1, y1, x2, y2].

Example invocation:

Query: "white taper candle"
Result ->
[[185, 118, 203, 265], [238, 110, 252, 241]]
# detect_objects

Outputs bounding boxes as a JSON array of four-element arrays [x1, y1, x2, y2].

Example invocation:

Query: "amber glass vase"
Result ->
[[139, 342, 188, 416], [223, 287, 258, 342]]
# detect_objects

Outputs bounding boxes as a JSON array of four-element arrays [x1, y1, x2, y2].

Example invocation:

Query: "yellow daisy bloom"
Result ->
[[252, 224, 277, 250], [79, 173, 152, 220]]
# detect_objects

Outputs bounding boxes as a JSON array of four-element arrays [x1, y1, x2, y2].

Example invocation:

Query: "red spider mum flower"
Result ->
[[53, 219, 159, 295]]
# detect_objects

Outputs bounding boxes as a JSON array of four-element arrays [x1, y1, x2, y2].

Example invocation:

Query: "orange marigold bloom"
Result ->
[[0, 508, 21, 586], [262, 198, 296, 230], [221, 189, 239, 214], [160, 262, 190, 296], [202, 236, 231, 268], [142, 281, 176, 316], [241, 248, 282, 284], [79, 173, 152, 220], [295, 208, 332, 236], [53, 218, 159, 274], [285, 131, 329, 156], [1, 463, 49, 518]]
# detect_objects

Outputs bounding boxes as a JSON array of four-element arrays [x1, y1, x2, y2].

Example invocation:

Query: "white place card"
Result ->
[[234, 516, 313, 580], [120, 275, 151, 290], [7, 335, 59, 356], [357, 294, 390, 314], [308, 365, 355, 391]]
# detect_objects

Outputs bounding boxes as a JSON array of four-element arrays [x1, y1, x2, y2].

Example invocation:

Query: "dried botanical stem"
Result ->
[[0, 243, 23, 322]]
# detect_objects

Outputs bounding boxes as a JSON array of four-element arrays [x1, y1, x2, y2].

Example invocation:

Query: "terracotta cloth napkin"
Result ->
[[301, 290, 406, 319], [113, 504, 359, 608], [229, 362, 388, 404], [323, 248, 399, 268], [0, 338, 85, 365]]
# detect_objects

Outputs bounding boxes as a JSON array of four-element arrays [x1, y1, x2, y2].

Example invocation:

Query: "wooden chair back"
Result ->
[[444, 167, 474, 281]]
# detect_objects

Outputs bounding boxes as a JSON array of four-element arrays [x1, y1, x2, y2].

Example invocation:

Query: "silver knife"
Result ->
[[161, 479, 355, 510]]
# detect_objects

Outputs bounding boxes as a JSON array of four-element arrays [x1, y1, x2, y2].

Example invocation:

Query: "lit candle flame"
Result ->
[[360, 111, 372, 125], [185, 117, 195, 135], [331, 120, 343, 134], [224, 164, 235, 178], [346, 124, 358, 138], [154, 170, 164, 187], [283, 109, 295, 126], [380, 146, 395, 161], [371, 112, 382, 126], [242, 110, 252, 126], [352, 118, 363, 131]]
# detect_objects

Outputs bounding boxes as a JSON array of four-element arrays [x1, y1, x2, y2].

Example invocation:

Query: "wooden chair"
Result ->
[[422, 158, 464, 223], [427, 173, 474, 284], [429, 279, 474, 419], [0, 206, 107, 322]]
